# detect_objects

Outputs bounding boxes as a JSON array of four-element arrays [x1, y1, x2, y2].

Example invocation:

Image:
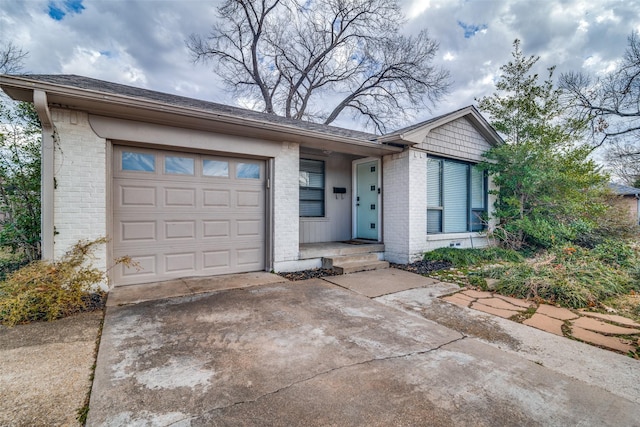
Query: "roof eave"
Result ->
[[0, 75, 401, 157]]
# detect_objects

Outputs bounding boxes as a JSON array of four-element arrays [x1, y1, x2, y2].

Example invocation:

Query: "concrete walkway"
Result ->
[[0, 311, 102, 426], [87, 269, 640, 426]]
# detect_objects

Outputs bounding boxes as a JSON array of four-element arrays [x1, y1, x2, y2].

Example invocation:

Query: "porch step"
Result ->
[[323, 253, 389, 274], [333, 260, 390, 275], [300, 242, 385, 259], [322, 253, 378, 268]]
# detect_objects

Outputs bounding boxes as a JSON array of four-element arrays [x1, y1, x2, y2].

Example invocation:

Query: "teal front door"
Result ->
[[355, 160, 379, 240]]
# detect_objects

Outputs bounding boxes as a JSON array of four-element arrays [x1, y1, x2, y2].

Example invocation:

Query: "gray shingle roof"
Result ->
[[18, 74, 379, 142], [609, 183, 640, 196]]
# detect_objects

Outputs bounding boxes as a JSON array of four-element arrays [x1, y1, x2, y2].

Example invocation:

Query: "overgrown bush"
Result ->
[[486, 245, 640, 308], [573, 195, 640, 248], [0, 253, 30, 281], [423, 246, 523, 267], [0, 238, 111, 326]]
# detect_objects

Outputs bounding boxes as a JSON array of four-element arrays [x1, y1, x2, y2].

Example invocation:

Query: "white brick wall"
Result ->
[[272, 142, 300, 266], [407, 150, 427, 261], [382, 151, 409, 263], [51, 108, 108, 282], [383, 149, 429, 263]]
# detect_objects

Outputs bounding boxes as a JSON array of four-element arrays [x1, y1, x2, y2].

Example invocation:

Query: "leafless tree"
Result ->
[[560, 31, 640, 151], [0, 41, 27, 74], [603, 142, 640, 187], [187, 0, 450, 133]]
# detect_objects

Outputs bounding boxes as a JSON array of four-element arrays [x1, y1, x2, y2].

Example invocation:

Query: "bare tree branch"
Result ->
[[560, 31, 640, 149], [186, 0, 450, 133], [0, 41, 27, 74]]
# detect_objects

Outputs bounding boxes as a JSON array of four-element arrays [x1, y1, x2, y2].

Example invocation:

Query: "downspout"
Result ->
[[33, 90, 55, 260]]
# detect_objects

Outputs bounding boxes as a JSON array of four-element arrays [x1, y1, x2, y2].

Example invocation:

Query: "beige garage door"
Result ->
[[112, 146, 266, 285]]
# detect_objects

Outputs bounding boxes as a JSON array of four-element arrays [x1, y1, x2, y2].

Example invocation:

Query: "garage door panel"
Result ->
[[203, 220, 230, 238], [202, 250, 230, 270], [119, 185, 156, 207], [164, 187, 196, 207], [165, 221, 196, 240], [236, 190, 262, 208], [203, 189, 230, 207], [164, 252, 197, 273], [237, 247, 262, 266], [119, 255, 157, 278], [237, 220, 262, 237], [113, 146, 266, 285], [121, 221, 157, 242]]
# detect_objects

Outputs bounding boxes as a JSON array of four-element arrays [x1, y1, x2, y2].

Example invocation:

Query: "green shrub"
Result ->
[[487, 245, 640, 308], [592, 240, 637, 267], [423, 247, 523, 267], [0, 238, 110, 326]]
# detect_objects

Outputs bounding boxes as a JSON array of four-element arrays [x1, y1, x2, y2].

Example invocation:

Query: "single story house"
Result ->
[[0, 74, 502, 287], [609, 183, 640, 226]]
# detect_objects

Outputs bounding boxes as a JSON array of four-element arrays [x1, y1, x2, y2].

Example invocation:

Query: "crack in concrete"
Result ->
[[165, 416, 197, 426], [198, 335, 467, 419]]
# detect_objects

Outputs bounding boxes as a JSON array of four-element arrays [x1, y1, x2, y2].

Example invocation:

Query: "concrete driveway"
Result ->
[[88, 270, 640, 426]]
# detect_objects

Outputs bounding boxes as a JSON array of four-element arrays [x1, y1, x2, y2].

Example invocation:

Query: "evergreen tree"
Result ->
[[476, 40, 608, 249]]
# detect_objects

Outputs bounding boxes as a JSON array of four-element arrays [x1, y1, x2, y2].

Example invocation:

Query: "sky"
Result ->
[[2, 0, 640, 133]]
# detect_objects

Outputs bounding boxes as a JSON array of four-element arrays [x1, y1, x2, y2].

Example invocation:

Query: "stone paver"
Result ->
[[443, 289, 640, 356], [478, 297, 525, 311], [494, 294, 533, 308], [571, 317, 640, 335], [571, 327, 635, 354], [523, 313, 564, 336], [578, 311, 640, 328], [536, 304, 579, 320], [461, 289, 493, 299], [470, 302, 520, 319], [441, 294, 472, 307]]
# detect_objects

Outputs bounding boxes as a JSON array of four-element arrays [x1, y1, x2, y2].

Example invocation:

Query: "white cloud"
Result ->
[[582, 54, 620, 75], [61, 47, 147, 85], [405, 0, 431, 19], [596, 10, 620, 24]]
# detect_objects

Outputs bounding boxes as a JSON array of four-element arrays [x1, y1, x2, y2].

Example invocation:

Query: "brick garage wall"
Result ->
[[52, 110, 300, 277], [51, 108, 108, 279], [272, 142, 300, 269]]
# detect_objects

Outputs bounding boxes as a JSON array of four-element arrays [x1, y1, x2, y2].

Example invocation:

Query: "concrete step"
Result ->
[[333, 260, 390, 275], [322, 253, 380, 269], [299, 242, 385, 259]]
